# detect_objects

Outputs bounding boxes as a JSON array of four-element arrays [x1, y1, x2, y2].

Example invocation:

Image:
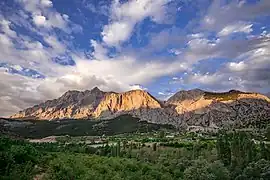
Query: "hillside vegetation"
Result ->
[[204, 90, 252, 101], [1, 115, 175, 138]]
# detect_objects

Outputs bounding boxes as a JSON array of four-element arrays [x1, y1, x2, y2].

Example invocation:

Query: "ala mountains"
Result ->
[[10, 87, 270, 130]]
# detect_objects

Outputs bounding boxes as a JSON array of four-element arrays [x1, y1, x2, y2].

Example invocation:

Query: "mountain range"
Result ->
[[10, 87, 270, 130]]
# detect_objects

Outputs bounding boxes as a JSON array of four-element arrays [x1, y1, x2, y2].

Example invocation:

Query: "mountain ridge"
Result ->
[[10, 87, 270, 129]]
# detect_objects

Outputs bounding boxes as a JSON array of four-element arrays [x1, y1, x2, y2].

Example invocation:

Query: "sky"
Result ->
[[0, 0, 270, 116]]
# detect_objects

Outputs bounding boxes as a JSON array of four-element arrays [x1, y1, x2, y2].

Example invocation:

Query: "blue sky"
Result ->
[[0, 0, 270, 116]]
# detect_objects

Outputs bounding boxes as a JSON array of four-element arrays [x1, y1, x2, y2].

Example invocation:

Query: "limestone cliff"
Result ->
[[93, 90, 162, 118]]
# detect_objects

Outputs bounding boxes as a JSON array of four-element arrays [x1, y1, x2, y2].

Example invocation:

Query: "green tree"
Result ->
[[216, 133, 231, 166], [236, 159, 270, 180], [183, 159, 230, 180]]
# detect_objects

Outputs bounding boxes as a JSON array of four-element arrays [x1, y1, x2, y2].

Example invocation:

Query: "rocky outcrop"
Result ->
[[166, 90, 270, 129], [10, 87, 270, 130]]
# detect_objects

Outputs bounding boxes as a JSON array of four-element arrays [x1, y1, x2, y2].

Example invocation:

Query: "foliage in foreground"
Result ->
[[1, 130, 270, 180]]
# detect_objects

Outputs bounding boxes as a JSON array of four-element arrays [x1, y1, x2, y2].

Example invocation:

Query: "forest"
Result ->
[[1, 128, 270, 180]]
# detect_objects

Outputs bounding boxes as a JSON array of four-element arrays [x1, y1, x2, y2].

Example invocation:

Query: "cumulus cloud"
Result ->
[[33, 15, 47, 26], [102, 0, 173, 46], [102, 21, 133, 47]]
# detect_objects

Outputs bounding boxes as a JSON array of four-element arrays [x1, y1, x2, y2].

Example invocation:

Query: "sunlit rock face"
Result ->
[[93, 90, 162, 118], [11, 87, 270, 130]]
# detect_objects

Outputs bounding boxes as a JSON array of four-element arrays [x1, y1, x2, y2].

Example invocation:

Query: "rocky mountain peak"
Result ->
[[166, 88, 205, 104], [228, 89, 242, 93], [10, 88, 270, 131], [61, 90, 80, 97], [93, 89, 162, 118], [90, 87, 102, 93]]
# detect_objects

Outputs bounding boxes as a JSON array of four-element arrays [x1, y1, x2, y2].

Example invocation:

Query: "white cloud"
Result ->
[[72, 55, 186, 86], [33, 15, 47, 26], [90, 40, 108, 60], [228, 61, 246, 71], [218, 22, 253, 36], [188, 73, 220, 85], [102, 21, 133, 46], [130, 84, 148, 91], [111, 0, 170, 23], [40, 0, 53, 7], [102, 0, 172, 46]]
